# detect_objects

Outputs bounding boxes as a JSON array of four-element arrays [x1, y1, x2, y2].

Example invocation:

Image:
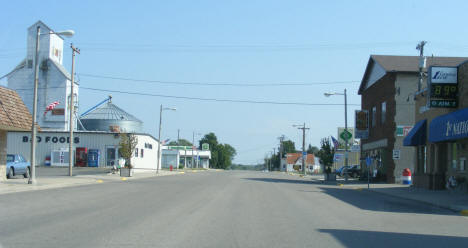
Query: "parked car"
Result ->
[[6, 154, 30, 179], [335, 165, 361, 178]]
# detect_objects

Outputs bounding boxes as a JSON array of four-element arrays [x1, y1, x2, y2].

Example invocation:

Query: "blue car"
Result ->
[[6, 154, 31, 179]]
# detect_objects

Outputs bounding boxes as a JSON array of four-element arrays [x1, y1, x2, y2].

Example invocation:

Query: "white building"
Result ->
[[3, 21, 77, 131], [7, 131, 161, 171], [162, 146, 211, 169]]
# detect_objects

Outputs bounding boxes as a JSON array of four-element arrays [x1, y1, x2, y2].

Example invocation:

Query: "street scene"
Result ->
[[1, 1, 468, 247]]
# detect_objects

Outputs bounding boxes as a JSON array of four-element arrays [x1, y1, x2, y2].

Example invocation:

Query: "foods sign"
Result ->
[[355, 110, 369, 139]]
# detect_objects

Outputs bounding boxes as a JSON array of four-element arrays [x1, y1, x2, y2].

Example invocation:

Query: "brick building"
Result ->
[[358, 55, 467, 183], [405, 61, 468, 191]]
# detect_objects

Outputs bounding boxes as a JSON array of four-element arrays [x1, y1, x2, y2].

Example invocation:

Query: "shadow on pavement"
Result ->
[[318, 186, 455, 215], [244, 177, 319, 185], [319, 229, 468, 248]]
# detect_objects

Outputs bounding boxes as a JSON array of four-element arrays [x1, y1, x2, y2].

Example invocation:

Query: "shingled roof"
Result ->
[[285, 153, 315, 165], [0, 86, 33, 131], [358, 55, 468, 94]]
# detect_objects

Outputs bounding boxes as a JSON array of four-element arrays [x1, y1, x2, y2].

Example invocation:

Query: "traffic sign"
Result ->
[[340, 129, 352, 141], [302, 151, 307, 156]]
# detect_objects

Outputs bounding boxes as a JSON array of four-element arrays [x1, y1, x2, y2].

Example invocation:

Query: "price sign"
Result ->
[[429, 66, 458, 109], [430, 84, 457, 99]]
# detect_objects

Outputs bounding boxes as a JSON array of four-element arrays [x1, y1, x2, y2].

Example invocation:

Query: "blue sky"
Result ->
[[1, 0, 468, 164]]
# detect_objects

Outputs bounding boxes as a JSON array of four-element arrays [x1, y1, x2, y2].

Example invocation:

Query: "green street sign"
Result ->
[[202, 143, 209, 151], [340, 129, 352, 141]]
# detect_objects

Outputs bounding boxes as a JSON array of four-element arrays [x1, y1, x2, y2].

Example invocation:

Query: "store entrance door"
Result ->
[[106, 146, 117, 167]]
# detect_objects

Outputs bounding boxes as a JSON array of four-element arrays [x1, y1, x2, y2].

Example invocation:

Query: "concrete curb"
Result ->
[[364, 187, 468, 215]]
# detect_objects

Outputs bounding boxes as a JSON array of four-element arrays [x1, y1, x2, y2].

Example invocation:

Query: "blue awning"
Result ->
[[403, 119, 427, 146], [429, 107, 468, 143]]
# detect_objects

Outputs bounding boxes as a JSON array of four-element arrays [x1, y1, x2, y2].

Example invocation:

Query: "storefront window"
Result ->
[[460, 158, 466, 171], [418, 146, 427, 173], [451, 143, 457, 169]]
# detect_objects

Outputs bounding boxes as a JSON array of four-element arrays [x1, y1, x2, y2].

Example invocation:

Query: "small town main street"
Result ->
[[1, 170, 467, 248]]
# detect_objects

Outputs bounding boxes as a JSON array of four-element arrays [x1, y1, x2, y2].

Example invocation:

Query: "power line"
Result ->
[[78, 73, 360, 87], [79, 86, 361, 106]]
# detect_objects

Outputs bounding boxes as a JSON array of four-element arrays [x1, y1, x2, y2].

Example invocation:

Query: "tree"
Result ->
[[282, 140, 296, 155], [119, 133, 138, 168], [167, 139, 192, 146], [317, 137, 334, 174], [307, 144, 319, 156], [198, 132, 236, 169]]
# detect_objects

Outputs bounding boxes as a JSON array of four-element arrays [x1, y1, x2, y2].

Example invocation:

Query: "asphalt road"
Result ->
[[0, 171, 467, 248]]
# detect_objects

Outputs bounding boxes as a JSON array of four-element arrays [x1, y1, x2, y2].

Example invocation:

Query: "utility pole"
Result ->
[[344, 89, 349, 182], [157, 105, 163, 173], [294, 123, 309, 175], [176, 129, 180, 170], [278, 135, 285, 171], [28, 26, 40, 185], [416, 41, 427, 92], [192, 131, 196, 168], [68, 44, 80, 177], [273, 148, 276, 171]]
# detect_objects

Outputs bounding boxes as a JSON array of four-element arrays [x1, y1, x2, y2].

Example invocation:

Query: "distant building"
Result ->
[[281, 153, 320, 173], [358, 55, 468, 183], [3, 21, 76, 131], [162, 146, 211, 169]]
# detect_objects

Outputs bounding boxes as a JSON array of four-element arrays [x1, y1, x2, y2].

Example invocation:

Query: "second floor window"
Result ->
[[381, 102, 386, 124], [372, 106, 376, 127]]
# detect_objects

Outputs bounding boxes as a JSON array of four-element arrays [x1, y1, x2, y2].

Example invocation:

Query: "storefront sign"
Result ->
[[362, 138, 388, 151], [22, 136, 79, 144], [333, 153, 344, 162], [429, 66, 458, 108], [350, 145, 360, 152], [429, 107, 468, 142], [355, 110, 369, 139], [396, 126, 413, 137]]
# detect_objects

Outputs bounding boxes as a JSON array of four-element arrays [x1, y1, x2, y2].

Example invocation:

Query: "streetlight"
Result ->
[[156, 105, 176, 174], [29, 26, 74, 185], [324, 89, 348, 181]]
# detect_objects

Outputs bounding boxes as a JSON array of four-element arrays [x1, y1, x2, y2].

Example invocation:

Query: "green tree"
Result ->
[[167, 139, 192, 146], [317, 137, 334, 174], [119, 133, 138, 168], [282, 140, 296, 155], [217, 144, 237, 169], [307, 144, 319, 156]]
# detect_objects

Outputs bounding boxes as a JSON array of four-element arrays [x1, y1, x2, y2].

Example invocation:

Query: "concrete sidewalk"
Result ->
[[0, 167, 186, 195], [285, 172, 468, 215]]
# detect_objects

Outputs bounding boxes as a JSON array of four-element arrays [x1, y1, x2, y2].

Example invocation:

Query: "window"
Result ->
[[372, 106, 376, 127], [135, 148, 139, 157], [381, 102, 386, 124], [460, 158, 466, 171], [141, 149, 144, 158]]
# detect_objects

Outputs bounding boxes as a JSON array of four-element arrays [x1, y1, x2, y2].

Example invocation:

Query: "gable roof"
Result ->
[[358, 55, 468, 94], [285, 153, 315, 165], [0, 86, 34, 131]]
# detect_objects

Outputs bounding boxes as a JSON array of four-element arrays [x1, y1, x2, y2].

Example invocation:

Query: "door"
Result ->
[[106, 147, 117, 166]]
